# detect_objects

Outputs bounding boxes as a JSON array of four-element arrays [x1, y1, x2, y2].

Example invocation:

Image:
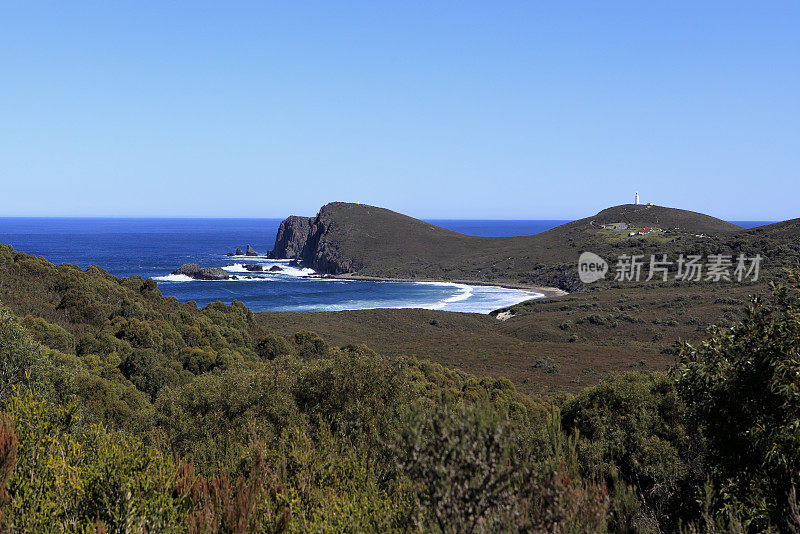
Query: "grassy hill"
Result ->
[[745, 218, 800, 238], [272, 202, 763, 290], [574, 203, 743, 233]]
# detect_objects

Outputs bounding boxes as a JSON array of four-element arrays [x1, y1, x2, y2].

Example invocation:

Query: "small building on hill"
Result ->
[[602, 222, 628, 230], [629, 227, 655, 236]]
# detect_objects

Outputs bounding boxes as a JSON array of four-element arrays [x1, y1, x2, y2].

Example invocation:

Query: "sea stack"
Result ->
[[245, 245, 258, 256], [171, 263, 230, 280], [235, 247, 244, 256]]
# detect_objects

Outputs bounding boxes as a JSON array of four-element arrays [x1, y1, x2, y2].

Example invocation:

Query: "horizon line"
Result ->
[[0, 215, 780, 223]]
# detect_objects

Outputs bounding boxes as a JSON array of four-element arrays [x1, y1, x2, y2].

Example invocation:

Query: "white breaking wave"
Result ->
[[442, 286, 544, 314], [221, 263, 315, 277], [419, 282, 474, 309], [265, 282, 543, 314], [152, 273, 278, 283], [152, 274, 195, 282], [221, 263, 252, 273], [154, 263, 544, 313], [153, 261, 315, 283]]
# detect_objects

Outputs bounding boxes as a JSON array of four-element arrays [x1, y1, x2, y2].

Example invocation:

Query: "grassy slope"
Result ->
[[580, 204, 744, 233], [309, 202, 745, 288], [256, 280, 764, 395], [0, 243, 760, 397], [745, 218, 800, 238]]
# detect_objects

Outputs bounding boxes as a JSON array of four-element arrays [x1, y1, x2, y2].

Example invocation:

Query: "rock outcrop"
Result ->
[[269, 216, 312, 260], [198, 267, 231, 280], [171, 263, 231, 280], [268, 207, 361, 274], [243, 264, 263, 272], [235, 247, 244, 256], [245, 245, 258, 256], [173, 263, 203, 277], [268, 265, 283, 272]]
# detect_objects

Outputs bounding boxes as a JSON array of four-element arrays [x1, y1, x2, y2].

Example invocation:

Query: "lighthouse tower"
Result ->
[[635, 191, 640, 205]]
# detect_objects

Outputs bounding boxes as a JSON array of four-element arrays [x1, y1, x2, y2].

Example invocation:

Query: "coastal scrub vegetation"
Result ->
[[0, 244, 799, 531]]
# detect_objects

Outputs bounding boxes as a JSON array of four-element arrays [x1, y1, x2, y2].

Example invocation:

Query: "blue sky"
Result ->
[[1, 2, 798, 220]]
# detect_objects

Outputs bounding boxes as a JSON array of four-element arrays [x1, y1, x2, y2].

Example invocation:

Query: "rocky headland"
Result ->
[[267, 202, 747, 291]]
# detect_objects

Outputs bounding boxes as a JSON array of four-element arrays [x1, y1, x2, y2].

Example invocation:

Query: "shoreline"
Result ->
[[315, 273, 569, 299]]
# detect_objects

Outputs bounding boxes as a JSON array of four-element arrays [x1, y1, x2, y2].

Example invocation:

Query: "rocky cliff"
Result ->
[[270, 216, 311, 260], [268, 207, 361, 274]]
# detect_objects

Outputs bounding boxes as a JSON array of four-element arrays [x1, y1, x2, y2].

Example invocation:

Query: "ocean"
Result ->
[[0, 218, 772, 314]]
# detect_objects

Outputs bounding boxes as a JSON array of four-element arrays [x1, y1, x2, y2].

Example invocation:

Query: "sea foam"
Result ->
[[221, 262, 315, 277]]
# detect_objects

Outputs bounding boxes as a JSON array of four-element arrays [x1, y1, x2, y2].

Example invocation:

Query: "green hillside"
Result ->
[[576, 203, 743, 233], [1, 242, 800, 530], [745, 218, 800, 238], [272, 202, 782, 290]]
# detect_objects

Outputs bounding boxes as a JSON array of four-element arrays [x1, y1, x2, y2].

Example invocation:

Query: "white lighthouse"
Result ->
[[635, 191, 640, 205]]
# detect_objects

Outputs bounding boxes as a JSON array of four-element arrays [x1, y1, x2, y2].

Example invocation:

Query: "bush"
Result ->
[[390, 403, 525, 532], [1, 392, 182, 531], [0, 309, 53, 400], [1, 391, 290, 532], [675, 282, 800, 530], [255, 333, 295, 361], [155, 365, 300, 473], [20, 316, 74, 353], [293, 331, 328, 358], [56, 289, 111, 327], [179, 346, 226, 375], [292, 348, 407, 440], [391, 403, 610, 533], [561, 372, 688, 529]]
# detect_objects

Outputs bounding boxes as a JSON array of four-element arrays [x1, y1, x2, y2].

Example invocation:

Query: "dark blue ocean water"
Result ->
[[729, 221, 776, 229], [0, 218, 573, 313], [0, 218, 774, 313], [427, 220, 571, 236]]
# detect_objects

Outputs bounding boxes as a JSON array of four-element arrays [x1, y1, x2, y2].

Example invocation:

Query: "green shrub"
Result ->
[[256, 333, 296, 361], [179, 346, 226, 375], [292, 348, 407, 441], [155, 365, 300, 473], [20, 315, 74, 353], [561, 372, 687, 529], [390, 403, 525, 532], [0, 309, 53, 400], [675, 283, 800, 530], [293, 331, 328, 358], [1, 392, 183, 531]]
